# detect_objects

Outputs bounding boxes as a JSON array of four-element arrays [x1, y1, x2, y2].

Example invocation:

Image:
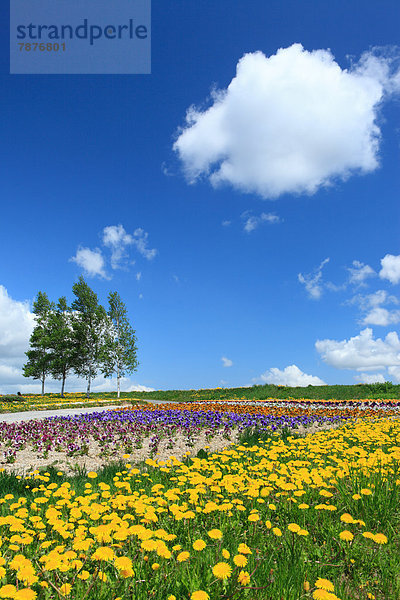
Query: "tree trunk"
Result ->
[[41, 373, 45, 396], [117, 365, 120, 399], [86, 369, 91, 398], [61, 372, 66, 398]]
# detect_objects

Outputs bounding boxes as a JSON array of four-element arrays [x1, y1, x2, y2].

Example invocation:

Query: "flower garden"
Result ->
[[0, 397, 398, 599]]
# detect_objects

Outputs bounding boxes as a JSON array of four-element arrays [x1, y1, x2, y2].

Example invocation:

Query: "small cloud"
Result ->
[[243, 212, 281, 233], [257, 364, 325, 386], [379, 254, 400, 284], [222, 220, 232, 227], [221, 356, 233, 367], [161, 161, 173, 176], [70, 247, 109, 279], [102, 224, 133, 270], [132, 228, 157, 260], [125, 382, 155, 392], [136, 272, 142, 281], [388, 366, 400, 382], [347, 260, 375, 286], [138, 293, 143, 300], [172, 274, 180, 283], [298, 258, 330, 300], [349, 290, 400, 325], [354, 372, 386, 384], [362, 307, 400, 326]]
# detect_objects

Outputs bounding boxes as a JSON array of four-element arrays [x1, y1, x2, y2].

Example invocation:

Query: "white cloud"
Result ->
[[350, 289, 393, 310], [354, 372, 386, 384], [222, 220, 231, 227], [125, 383, 155, 392], [259, 364, 325, 386], [379, 254, 400, 284], [132, 228, 157, 260], [174, 44, 400, 199], [349, 289, 400, 326], [221, 356, 233, 367], [298, 258, 330, 300], [102, 224, 134, 269], [70, 247, 108, 279], [243, 212, 281, 233], [316, 328, 400, 371], [347, 260, 375, 286], [136, 272, 142, 281], [388, 366, 400, 383], [0, 286, 34, 365], [362, 307, 400, 326]]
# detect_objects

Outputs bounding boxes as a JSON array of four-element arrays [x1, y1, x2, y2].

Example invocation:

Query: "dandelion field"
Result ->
[[0, 397, 399, 599]]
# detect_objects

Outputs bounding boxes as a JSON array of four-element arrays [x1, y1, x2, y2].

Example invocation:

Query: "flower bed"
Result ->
[[0, 417, 397, 599]]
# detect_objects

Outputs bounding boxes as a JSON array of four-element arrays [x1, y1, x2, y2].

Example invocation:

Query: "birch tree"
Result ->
[[71, 277, 108, 398], [48, 297, 75, 397], [102, 291, 138, 398], [23, 291, 53, 395]]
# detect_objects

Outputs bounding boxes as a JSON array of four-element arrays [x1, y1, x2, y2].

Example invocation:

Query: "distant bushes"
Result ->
[[123, 382, 400, 402]]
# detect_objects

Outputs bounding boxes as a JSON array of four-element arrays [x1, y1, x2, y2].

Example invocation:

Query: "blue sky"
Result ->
[[1, 0, 400, 393]]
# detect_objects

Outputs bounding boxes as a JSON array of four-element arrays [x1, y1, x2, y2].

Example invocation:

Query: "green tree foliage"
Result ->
[[71, 277, 109, 398], [47, 297, 75, 398], [102, 291, 139, 398], [23, 291, 54, 395]]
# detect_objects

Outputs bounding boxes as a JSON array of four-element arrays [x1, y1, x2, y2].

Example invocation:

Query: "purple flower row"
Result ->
[[0, 409, 348, 459]]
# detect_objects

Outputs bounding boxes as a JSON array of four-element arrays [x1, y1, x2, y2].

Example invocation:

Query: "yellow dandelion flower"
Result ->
[[193, 539, 206, 551], [177, 551, 190, 562], [0, 585, 17, 598], [233, 554, 247, 567], [59, 584, 71, 596], [208, 529, 223, 540], [92, 547, 115, 561], [237, 543, 252, 554], [87, 472, 97, 479], [248, 513, 260, 522], [77, 571, 90, 580], [190, 592, 209, 600], [222, 549, 230, 559], [272, 527, 282, 537], [212, 562, 232, 580], [339, 530, 354, 542], [312, 591, 337, 600], [373, 533, 388, 544], [151, 563, 160, 571], [361, 489, 372, 496], [315, 578, 334, 591], [340, 513, 355, 524], [288, 523, 301, 533], [238, 570, 250, 586]]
